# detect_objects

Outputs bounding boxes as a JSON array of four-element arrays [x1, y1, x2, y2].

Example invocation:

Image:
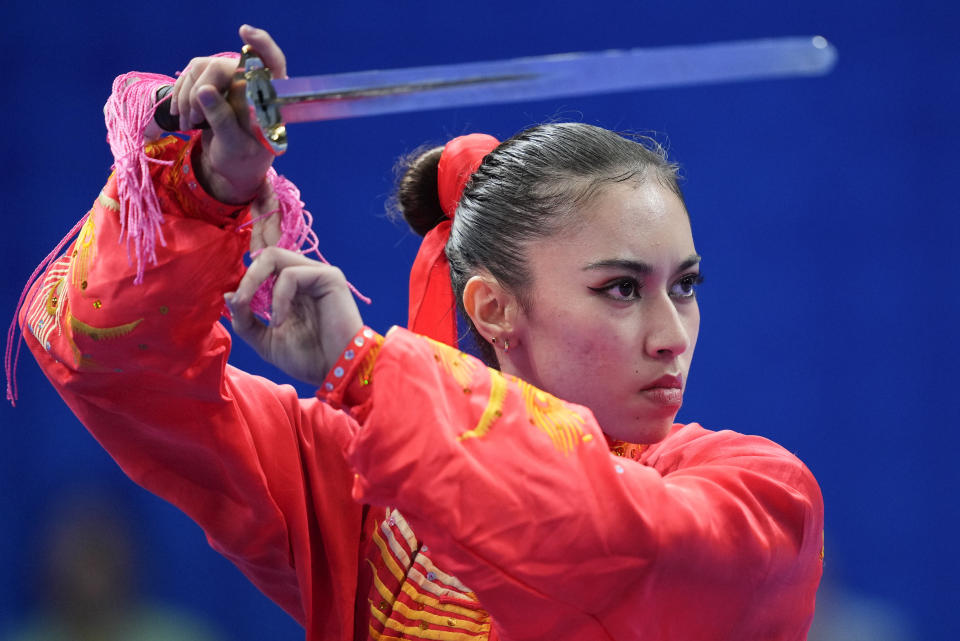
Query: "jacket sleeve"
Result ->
[[338, 327, 824, 641], [19, 135, 364, 637]]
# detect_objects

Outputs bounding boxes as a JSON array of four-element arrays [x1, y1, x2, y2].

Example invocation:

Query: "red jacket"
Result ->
[[21, 134, 823, 640]]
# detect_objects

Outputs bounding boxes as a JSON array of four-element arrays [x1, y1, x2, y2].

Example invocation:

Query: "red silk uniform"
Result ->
[[21, 134, 823, 641]]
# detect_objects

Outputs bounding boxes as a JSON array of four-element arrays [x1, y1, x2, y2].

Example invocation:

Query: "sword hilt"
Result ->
[[153, 45, 287, 155]]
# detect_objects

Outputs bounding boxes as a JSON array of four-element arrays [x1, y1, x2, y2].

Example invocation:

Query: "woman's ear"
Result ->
[[462, 275, 521, 342]]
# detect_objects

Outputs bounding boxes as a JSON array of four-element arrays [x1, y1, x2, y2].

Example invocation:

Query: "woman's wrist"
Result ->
[[194, 136, 264, 205], [317, 326, 384, 414]]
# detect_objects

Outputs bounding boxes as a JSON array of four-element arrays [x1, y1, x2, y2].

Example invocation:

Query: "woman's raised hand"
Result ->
[[224, 248, 364, 387], [170, 25, 287, 204]]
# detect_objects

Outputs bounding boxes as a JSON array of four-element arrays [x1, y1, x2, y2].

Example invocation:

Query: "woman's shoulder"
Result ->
[[641, 422, 819, 489]]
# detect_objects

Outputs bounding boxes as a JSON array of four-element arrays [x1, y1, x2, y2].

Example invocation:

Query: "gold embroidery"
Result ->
[[367, 509, 491, 640], [145, 135, 177, 158], [458, 370, 508, 442], [97, 191, 120, 212], [26, 259, 71, 351], [69, 315, 143, 341], [424, 337, 479, 392], [70, 213, 97, 290], [365, 559, 393, 626], [381, 616, 483, 640], [518, 380, 586, 455], [391, 590, 488, 634], [371, 526, 405, 584], [44, 279, 66, 317], [608, 438, 649, 461], [358, 334, 385, 385]]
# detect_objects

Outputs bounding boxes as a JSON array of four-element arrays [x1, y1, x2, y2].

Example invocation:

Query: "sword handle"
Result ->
[[152, 45, 287, 155], [153, 85, 208, 132]]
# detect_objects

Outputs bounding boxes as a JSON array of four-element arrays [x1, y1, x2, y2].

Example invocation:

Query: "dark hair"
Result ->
[[395, 122, 684, 365]]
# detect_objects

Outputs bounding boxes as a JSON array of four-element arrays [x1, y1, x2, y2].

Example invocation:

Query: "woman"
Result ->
[[18, 25, 822, 641]]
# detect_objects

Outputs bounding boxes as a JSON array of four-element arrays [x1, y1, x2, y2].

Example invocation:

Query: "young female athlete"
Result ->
[[18, 25, 822, 641]]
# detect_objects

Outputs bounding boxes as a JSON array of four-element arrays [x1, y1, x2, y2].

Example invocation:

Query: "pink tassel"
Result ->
[[6, 60, 370, 405], [105, 53, 240, 284], [242, 169, 371, 321], [5, 215, 90, 405], [104, 71, 179, 285]]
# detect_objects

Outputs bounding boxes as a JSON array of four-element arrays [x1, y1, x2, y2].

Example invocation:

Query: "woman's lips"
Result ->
[[640, 374, 683, 407]]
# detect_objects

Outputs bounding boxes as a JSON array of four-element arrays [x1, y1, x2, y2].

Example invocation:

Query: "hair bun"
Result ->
[[395, 145, 447, 237]]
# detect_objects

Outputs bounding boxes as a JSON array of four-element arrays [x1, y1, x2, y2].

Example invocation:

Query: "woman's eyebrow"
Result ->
[[583, 254, 701, 274]]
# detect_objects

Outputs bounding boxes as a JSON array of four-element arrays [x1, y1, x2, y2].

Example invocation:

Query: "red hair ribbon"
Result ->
[[408, 134, 500, 346]]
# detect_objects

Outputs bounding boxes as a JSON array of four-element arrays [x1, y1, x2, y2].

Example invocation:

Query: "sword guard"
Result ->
[[240, 45, 287, 156], [153, 45, 287, 155]]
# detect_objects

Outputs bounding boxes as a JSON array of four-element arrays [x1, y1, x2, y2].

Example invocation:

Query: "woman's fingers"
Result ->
[[224, 290, 267, 351], [195, 84, 244, 146], [240, 25, 287, 79], [169, 26, 284, 132], [225, 247, 364, 383], [170, 56, 237, 130], [188, 58, 237, 127], [231, 247, 315, 308], [171, 57, 203, 129], [270, 264, 347, 326]]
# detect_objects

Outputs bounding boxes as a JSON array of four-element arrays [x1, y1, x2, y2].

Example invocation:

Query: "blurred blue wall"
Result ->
[[1, 1, 956, 638]]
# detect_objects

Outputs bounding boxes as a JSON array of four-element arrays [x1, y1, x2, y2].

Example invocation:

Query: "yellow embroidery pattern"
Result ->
[[69, 315, 143, 342], [367, 511, 490, 641], [144, 135, 178, 158], [381, 617, 486, 641], [357, 334, 385, 385], [70, 213, 97, 290], [458, 370, 508, 442], [518, 380, 586, 455], [26, 259, 71, 351], [425, 337, 479, 392], [608, 439, 649, 461]]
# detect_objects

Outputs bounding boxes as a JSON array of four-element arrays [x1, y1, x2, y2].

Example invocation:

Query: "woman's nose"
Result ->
[[644, 294, 691, 359]]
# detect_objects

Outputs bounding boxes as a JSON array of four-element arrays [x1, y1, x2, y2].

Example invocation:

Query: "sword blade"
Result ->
[[274, 36, 836, 123]]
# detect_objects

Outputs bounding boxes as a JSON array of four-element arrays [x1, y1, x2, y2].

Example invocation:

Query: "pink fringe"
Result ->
[[5, 215, 90, 405], [6, 62, 369, 405], [242, 169, 371, 321], [105, 71, 179, 285]]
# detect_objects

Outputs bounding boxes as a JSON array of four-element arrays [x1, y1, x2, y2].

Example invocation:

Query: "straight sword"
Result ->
[[154, 35, 837, 155]]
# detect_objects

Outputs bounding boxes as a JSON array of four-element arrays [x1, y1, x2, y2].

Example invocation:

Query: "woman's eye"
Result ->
[[592, 278, 641, 301], [671, 273, 704, 299]]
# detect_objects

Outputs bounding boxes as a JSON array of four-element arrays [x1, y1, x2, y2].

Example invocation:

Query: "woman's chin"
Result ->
[[601, 412, 677, 445]]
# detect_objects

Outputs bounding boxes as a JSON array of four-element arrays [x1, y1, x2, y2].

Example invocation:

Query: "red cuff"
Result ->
[[316, 327, 384, 419], [161, 134, 252, 227]]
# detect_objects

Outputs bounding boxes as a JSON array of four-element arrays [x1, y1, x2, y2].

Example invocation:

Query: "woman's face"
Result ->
[[505, 179, 700, 444]]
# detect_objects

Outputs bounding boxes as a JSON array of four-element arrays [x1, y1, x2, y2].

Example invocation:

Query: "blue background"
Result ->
[[1, 1, 957, 639]]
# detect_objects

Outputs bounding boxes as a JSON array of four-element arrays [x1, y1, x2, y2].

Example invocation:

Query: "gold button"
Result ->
[[159, 305, 169, 314], [418, 622, 428, 631]]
